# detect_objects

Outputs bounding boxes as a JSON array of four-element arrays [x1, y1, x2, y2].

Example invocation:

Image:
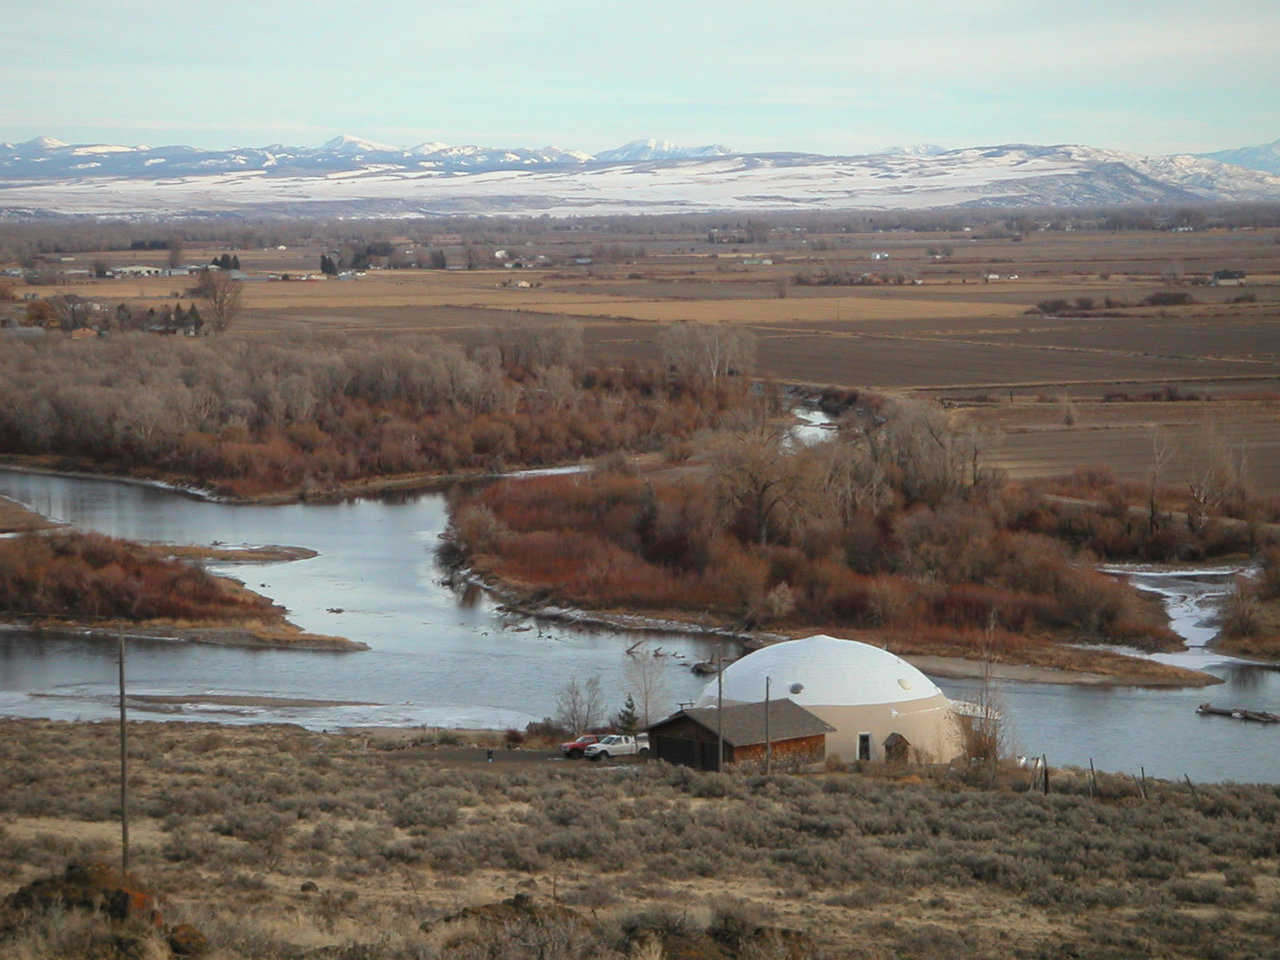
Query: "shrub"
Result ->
[[1143, 291, 1194, 306]]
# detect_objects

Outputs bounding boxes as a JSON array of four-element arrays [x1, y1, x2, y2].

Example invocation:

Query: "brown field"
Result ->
[[957, 399, 1280, 487], [8, 227, 1280, 488], [3, 719, 1280, 960]]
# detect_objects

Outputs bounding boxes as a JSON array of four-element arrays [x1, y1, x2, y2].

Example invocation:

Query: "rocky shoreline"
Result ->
[[448, 566, 1218, 688], [0, 620, 367, 652]]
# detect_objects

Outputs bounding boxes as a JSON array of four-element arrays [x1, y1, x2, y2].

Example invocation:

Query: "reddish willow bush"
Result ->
[[0, 334, 747, 496], [0, 533, 274, 621], [454, 473, 1178, 647]]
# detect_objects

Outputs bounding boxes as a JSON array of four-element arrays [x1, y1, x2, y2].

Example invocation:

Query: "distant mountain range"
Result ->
[[1199, 137, 1280, 176], [0, 134, 732, 180], [1, 134, 1277, 218]]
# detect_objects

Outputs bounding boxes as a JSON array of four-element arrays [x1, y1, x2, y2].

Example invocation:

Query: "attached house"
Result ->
[[646, 698, 833, 772]]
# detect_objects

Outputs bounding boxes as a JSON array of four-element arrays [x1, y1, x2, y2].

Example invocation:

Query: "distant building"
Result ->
[[1213, 269, 1247, 286], [647, 699, 833, 772], [692, 635, 965, 764]]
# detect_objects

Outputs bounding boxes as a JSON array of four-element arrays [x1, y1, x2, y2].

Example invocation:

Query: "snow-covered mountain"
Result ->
[[321, 134, 400, 155], [594, 139, 733, 162], [1199, 137, 1280, 176], [0, 135, 701, 179], [880, 144, 948, 158], [1, 136, 1278, 218]]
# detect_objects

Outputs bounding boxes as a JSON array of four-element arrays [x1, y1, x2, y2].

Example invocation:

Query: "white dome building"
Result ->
[[695, 634, 961, 763]]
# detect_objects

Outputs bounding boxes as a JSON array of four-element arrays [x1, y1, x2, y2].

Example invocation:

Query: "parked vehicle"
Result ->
[[559, 734, 601, 758], [584, 734, 649, 761]]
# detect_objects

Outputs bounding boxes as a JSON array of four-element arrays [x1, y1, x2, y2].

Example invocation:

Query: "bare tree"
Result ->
[[956, 615, 1007, 783], [624, 642, 670, 727], [708, 419, 813, 545], [1185, 420, 1248, 530], [490, 317, 582, 371], [201, 271, 243, 333], [816, 438, 890, 524], [659, 322, 755, 384], [1147, 427, 1174, 536], [555, 675, 604, 734], [876, 399, 967, 507], [48, 294, 92, 332]]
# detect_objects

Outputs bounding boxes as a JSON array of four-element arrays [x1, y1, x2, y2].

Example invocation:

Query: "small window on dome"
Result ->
[[897, 678, 912, 690]]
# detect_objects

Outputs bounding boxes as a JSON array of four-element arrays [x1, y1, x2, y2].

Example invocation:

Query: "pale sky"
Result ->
[[1, 0, 1276, 155]]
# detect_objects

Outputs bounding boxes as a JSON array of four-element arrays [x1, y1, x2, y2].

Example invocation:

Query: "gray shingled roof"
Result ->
[[649, 698, 834, 747]]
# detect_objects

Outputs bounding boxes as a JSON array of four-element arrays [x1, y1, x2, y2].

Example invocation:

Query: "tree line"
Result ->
[[0, 323, 750, 497], [447, 396, 1276, 660]]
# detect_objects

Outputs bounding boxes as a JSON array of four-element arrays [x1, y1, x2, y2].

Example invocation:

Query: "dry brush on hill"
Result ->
[[1, 720, 1279, 959]]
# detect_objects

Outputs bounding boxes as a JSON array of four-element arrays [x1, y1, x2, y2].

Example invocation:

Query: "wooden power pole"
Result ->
[[716, 642, 724, 772], [118, 635, 129, 873], [764, 676, 771, 774]]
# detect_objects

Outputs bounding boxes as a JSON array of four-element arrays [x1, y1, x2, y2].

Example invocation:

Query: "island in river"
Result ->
[[0, 495, 361, 651]]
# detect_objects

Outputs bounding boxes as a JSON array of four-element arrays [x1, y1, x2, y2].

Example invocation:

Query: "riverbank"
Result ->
[[157, 543, 319, 563], [0, 452, 592, 506], [0, 525, 363, 652], [2, 618, 366, 652], [459, 564, 1219, 688], [907, 653, 1213, 687], [0, 493, 57, 534]]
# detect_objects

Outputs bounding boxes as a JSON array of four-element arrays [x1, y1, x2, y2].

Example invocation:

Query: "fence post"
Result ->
[[118, 634, 129, 873]]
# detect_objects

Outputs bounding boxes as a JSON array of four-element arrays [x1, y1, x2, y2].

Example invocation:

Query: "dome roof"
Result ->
[[695, 635, 941, 708]]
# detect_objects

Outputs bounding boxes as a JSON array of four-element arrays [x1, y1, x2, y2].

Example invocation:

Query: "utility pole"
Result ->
[[118, 635, 129, 873], [764, 676, 771, 775], [716, 641, 724, 772]]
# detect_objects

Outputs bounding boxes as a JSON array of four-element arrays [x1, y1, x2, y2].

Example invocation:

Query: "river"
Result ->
[[1, 468, 1278, 783]]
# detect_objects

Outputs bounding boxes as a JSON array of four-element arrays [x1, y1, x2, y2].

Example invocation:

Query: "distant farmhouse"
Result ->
[[647, 699, 833, 772]]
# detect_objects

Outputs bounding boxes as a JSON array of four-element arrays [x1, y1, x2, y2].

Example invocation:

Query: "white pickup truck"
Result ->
[[583, 734, 649, 761]]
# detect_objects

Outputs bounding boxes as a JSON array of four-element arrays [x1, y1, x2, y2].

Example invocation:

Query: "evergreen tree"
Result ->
[[613, 694, 639, 735], [187, 303, 203, 333], [231, 255, 241, 270]]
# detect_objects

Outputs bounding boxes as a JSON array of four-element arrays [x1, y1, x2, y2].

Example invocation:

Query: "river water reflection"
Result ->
[[1, 468, 1278, 783]]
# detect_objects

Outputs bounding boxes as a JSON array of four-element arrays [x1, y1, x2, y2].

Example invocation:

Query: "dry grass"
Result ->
[[0, 495, 56, 534], [1, 719, 1279, 959]]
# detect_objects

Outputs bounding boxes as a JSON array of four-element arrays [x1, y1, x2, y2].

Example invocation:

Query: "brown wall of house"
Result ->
[[651, 727, 826, 772], [731, 734, 825, 766], [655, 734, 723, 771], [651, 716, 719, 744]]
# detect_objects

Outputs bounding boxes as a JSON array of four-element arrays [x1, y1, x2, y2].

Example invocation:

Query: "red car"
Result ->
[[559, 734, 601, 758]]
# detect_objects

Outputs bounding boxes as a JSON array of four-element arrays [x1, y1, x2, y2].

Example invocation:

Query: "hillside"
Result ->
[[2, 720, 1278, 960], [3, 137, 1280, 218]]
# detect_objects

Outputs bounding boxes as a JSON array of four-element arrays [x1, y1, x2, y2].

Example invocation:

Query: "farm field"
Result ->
[[963, 401, 1280, 486], [8, 226, 1280, 487]]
